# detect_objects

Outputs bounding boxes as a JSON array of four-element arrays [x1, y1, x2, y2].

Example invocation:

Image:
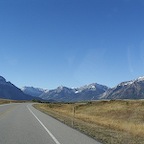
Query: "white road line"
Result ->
[[27, 105, 61, 144]]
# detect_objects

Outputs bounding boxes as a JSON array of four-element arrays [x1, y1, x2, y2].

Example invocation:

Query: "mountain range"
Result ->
[[22, 76, 144, 102], [39, 83, 108, 102], [1, 75, 144, 101], [21, 84, 108, 102]]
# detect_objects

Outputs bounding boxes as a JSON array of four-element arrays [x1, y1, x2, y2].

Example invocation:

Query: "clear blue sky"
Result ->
[[0, 0, 144, 89]]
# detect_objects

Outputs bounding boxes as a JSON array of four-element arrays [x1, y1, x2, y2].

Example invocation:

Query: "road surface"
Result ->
[[0, 103, 101, 144]]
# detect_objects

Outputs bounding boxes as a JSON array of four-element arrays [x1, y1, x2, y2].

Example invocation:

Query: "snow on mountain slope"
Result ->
[[100, 76, 144, 100], [21, 86, 48, 97], [74, 83, 108, 93]]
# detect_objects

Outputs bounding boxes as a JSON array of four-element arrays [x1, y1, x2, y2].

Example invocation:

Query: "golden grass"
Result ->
[[0, 99, 11, 104], [75, 101, 144, 136], [34, 100, 144, 144], [0, 99, 29, 104]]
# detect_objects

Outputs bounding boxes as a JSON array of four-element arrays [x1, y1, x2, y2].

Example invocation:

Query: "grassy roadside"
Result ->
[[0, 99, 30, 105], [34, 100, 144, 144]]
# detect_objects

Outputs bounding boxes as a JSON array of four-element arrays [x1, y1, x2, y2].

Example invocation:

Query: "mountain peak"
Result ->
[[57, 85, 64, 90], [115, 76, 144, 88], [136, 76, 144, 82], [0, 76, 6, 82], [0, 76, 37, 100]]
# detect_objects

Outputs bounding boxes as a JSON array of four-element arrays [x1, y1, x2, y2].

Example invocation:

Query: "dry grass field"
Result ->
[[0, 99, 12, 104], [34, 100, 144, 144]]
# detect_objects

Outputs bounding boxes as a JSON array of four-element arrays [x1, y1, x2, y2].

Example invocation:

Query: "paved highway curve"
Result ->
[[0, 103, 101, 144]]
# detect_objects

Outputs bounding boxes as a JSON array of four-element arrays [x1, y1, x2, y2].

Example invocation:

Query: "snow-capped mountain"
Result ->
[[73, 83, 108, 101], [40, 83, 108, 102], [40, 86, 75, 102], [75, 83, 108, 93], [21, 86, 48, 97], [100, 76, 144, 99], [0, 76, 39, 100]]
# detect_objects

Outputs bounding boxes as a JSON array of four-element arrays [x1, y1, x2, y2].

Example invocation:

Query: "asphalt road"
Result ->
[[0, 103, 101, 144]]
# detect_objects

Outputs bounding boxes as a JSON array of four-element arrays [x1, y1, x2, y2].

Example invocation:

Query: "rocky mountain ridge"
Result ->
[[100, 76, 144, 99]]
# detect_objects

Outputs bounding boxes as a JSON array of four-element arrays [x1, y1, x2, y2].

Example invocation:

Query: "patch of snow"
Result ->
[[137, 76, 144, 82], [75, 91, 79, 94], [116, 81, 133, 88], [91, 85, 96, 89], [44, 89, 49, 93], [123, 81, 133, 86]]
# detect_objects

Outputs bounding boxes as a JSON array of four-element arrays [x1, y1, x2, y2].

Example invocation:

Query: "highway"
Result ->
[[0, 103, 101, 144]]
